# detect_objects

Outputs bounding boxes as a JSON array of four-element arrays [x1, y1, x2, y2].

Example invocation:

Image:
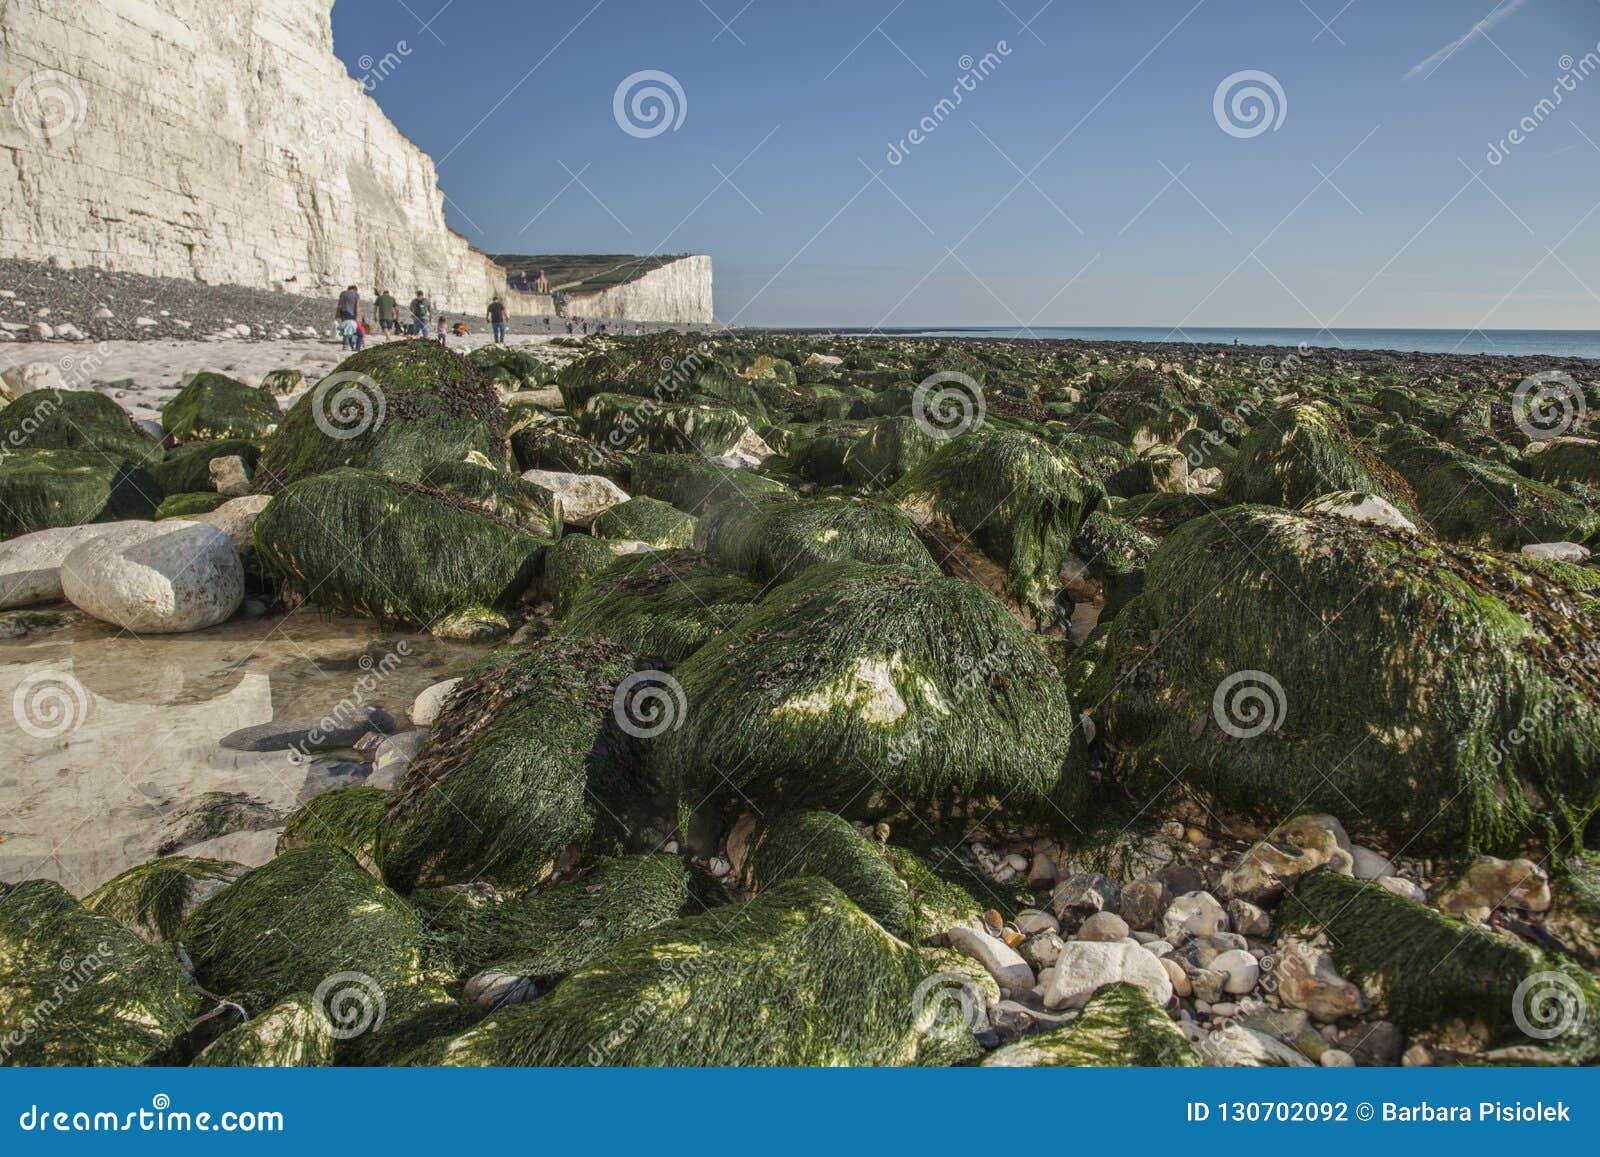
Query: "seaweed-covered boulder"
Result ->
[[741, 811, 911, 938], [893, 429, 1102, 626], [254, 469, 546, 629], [60, 519, 244, 633], [404, 878, 974, 1066], [843, 415, 938, 488], [419, 460, 562, 538], [255, 343, 509, 492], [590, 496, 697, 549], [1284, 870, 1599, 1062], [543, 531, 626, 615], [559, 549, 762, 663], [631, 451, 790, 516], [452, 855, 700, 989], [0, 450, 160, 538], [379, 638, 643, 893], [192, 994, 335, 1067], [1086, 506, 1600, 853], [511, 424, 629, 482], [1523, 437, 1600, 488], [155, 492, 229, 520], [0, 389, 160, 465], [1221, 402, 1416, 515], [555, 333, 714, 412], [162, 372, 281, 443], [1385, 429, 1599, 549], [577, 393, 753, 457], [179, 845, 434, 1018], [982, 983, 1200, 1066], [84, 856, 245, 942], [883, 846, 983, 938], [653, 562, 1088, 826], [700, 497, 937, 586], [150, 439, 262, 495], [277, 787, 389, 872], [0, 880, 198, 1065]]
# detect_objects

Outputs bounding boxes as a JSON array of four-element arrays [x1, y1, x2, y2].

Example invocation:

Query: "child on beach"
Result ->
[[339, 317, 360, 351], [436, 315, 448, 345]]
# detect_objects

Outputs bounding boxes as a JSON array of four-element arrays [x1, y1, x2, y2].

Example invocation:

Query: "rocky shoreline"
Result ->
[[1, 329, 1597, 1068]]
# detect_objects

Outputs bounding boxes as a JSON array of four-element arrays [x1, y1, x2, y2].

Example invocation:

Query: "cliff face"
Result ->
[[0, 0, 712, 321], [563, 255, 714, 324]]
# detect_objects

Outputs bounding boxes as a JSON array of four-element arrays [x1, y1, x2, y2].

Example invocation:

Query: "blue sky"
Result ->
[[331, 0, 1600, 328]]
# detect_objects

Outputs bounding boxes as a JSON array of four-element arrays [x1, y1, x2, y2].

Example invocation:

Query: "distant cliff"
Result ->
[[0, 0, 713, 322]]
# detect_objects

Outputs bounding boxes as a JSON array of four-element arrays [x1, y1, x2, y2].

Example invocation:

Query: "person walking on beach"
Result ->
[[335, 285, 360, 344], [409, 289, 431, 337], [488, 295, 509, 344], [376, 288, 398, 336]]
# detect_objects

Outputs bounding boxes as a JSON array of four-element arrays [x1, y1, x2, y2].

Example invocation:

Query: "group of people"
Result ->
[[333, 286, 516, 350]]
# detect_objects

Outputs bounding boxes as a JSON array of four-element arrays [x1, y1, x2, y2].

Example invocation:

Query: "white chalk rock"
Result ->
[[61, 520, 243, 633], [1, 361, 69, 395], [411, 678, 463, 727], [1043, 939, 1173, 1011], [1521, 542, 1590, 563], [0, 522, 145, 609], [946, 925, 1036, 992], [1305, 491, 1417, 533], [193, 495, 272, 558], [520, 470, 627, 527]]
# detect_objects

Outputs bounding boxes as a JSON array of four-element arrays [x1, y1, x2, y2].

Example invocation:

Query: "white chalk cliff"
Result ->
[[0, 0, 712, 321]]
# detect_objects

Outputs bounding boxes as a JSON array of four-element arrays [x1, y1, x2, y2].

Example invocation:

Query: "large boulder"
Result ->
[[0, 389, 160, 465], [1086, 506, 1600, 854], [893, 428, 1102, 626], [253, 469, 546, 630], [519, 469, 627, 527], [740, 811, 912, 938], [630, 451, 790, 515], [558, 549, 762, 663], [700, 496, 936, 585], [179, 845, 436, 1023], [60, 519, 243, 632], [378, 638, 644, 893], [590, 496, 697, 549], [652, 561, 1088, 827], [83, 856, 246, 942], [0, 880, 198, 1065], [0, 522, 145, 608], [0, 450, 160, 538], [1285, 869, 1599, 1062], [1221, 401, 1416, 515], [419, 460, 562, 538], [254, 342, 510, 492], [403, 878, 974, 1066], [576, 393, 753, 457], [161, 372, 281, 443]]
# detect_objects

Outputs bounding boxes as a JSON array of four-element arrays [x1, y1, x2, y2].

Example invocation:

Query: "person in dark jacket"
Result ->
[[487, 295, 509, 343]]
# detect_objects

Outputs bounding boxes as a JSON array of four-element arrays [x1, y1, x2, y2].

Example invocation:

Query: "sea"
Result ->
[[849, 326, 1600, 360]]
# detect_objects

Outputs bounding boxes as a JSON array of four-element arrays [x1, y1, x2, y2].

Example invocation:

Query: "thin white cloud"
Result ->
[[1406, 0, 1529, 79]]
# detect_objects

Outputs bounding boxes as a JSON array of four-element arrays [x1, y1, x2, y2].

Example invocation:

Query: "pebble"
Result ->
[[1320, 1048, 1355, 1067], [947, 925, 1036, 991], [1076, 911, 1130, 942], [1161, 891, 1228, 941], [1349, 845, 1394, 880], [1013, 909, 1059, 936], [1211, 948, 1262, 995], [1377, 875, 1426, 903]]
